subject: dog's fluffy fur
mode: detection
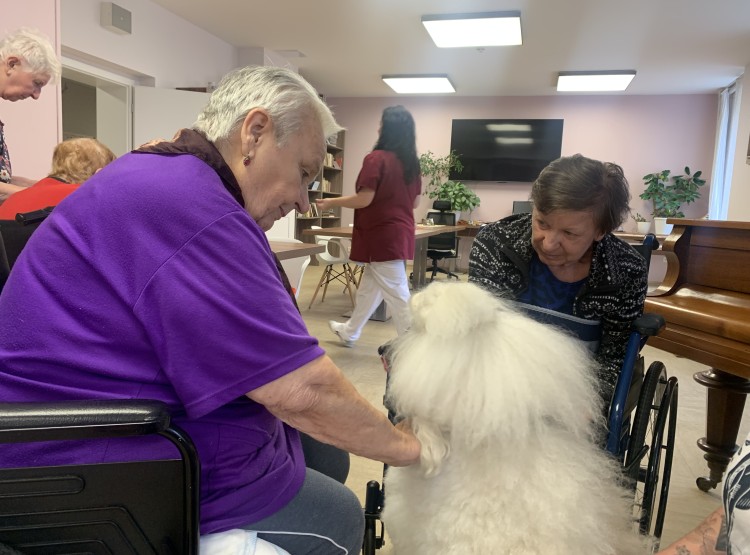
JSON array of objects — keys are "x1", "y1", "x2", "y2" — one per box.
[{"x1": 381, "y1": 281, "x2": 646, "y2": 555}]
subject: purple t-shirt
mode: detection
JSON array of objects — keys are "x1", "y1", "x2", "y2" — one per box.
[{"x1": 0, "y1": 152, "x2": 325, "y2": 533}]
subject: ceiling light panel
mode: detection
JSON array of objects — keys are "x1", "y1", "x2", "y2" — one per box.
[
  {"x1": 382, "y1": 75, "x2": 455, "y2": 94},
  {"x1": 422, "y1": 11, "x2": 522, "y2": 48},
  {"x1": 557, "y1": 71, "x2": 636, "y2": 92}
]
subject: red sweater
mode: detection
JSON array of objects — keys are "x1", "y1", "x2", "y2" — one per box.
[{"x1": 0, "y1": 177, "x2": 78, "y2": 219}]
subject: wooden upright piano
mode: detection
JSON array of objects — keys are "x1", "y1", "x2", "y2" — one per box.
[{"x1": 644, "y1": 219, "x2": 750, "y2": 491}]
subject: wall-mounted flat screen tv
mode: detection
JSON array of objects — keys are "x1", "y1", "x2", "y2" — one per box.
[{"x1": 449, "y1": 119, "x2": 564, "y2": 183}]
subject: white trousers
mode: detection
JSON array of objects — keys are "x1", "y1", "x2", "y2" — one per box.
[{"x1": 341, "y1": 260, "x2": 411, "y2": 341}]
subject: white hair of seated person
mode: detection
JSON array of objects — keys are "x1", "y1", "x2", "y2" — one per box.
[
  {"x1": 193, "y1": 66, "x2": 342, "y2": 147},
  {"x1": 0, "y1": 28, "x2": 61, "y2": 83}
]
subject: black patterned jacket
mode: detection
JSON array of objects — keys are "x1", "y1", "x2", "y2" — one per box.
[{"x1": 468, "y1": 213, "x2": 648, "y2": 400}]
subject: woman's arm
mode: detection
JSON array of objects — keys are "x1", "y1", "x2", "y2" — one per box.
[
  {"x1": 246, "y1": 354, "x2": 420, "y2": 467},
  {"x1": 316, "y1": 189, "x2": 375, "y2": 211},
  {"x1": 657, "y1": 507, "x2": 726, "y2": 554},
  {"x1": 0, "y1": 181, "x2": 25, "y2": 199},
  {"x1": 10, "y1": 176, "x2": 36, "y2": 187}
]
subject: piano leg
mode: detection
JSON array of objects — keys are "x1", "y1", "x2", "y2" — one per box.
[{"x1": 693, "y1": 368, "x2": 750, "y2": 491}]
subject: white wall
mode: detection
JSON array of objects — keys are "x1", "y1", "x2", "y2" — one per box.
[
  {"x1": 60, "y1": 0, "x2": 237, "y2": 88},
  {"x1": 728, "y1": 70, "x2": 750, "y2": 220}
]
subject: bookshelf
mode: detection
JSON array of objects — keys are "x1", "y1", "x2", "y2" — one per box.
[{"x1": 296, "y1": 130, "x2": 345, "y2": 243}]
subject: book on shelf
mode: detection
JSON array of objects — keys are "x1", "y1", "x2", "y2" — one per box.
[{"x1": 309, "y1": 180, "x2": 321, "y2": 191}]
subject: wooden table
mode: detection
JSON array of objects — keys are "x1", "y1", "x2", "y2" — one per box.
[
  {"x1": 302, "y1": 224, "x2": 467, "y2": 290},
  {"x1": 269, "y1": 240, "x2": 324, "y2": 260},
  {"x1": 613, "y1": 232, "x2": 668, "y2": 245},
  {"x1": 457, "y1": 223, "x2": 486, "y2": 238}
]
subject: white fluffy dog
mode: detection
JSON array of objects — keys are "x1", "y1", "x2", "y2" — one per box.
[{"x1": 381, "y1": 281, "x2": 646, "y2": 555}]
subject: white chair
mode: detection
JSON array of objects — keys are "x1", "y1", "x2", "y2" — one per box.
[
  {"x1": 308, "y1": 226, "x2": 358, "y2": 309},
  {"x1": 273, "y1": 238, "x2": 311, "y2": 300},
  {"x1": 342, "y1": 225, "x2": 364, "y2": 287}
]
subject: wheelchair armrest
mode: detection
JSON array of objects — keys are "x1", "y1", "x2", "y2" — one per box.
[
  {"x1": 642, "y1": 233, "x2": 660, "y2": 253},
  {"x1": 0, "y1": 399, "x2": 171, "y2": 444},
  {"x1": 14, "y1": 206, "x2": 54, "y2": 225},
  {"x1": 633, "y1": 313, "x2": 665, "y2": 337}
]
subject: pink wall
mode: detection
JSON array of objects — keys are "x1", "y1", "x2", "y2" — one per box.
[
  {"x1": 2, "y1": 0, "x2": 62, "y2": 181},
  {"x1": 328, "y1": 94, "x2": 717, "y2": 232}
]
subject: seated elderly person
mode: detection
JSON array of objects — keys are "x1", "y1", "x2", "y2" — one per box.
[
  {"x1": 0, "y1": 137, "x2": 115, "y2": 218},
  {"x1": 469, "y1": 154, "x2": 648, "y2": 404},
  {"x1": 0, "y1": 65, "x2": 419, "y2": 555}
]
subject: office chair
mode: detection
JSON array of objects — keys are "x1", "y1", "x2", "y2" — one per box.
[
  {"x1": 307, "y1": 226, "x2": 358, "y2": 309},
  {"x1": 512, "y1": 200, "x2": 533, "y2": 215},
  {"x1": 425, "y1": 201, "x2": 460, "y2": 281}
]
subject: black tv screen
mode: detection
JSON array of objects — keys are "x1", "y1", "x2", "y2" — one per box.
[{"x1": 449, "y1": 119, "x2": 564, "y2": 183}]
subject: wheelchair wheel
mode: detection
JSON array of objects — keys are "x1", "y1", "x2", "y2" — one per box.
[
  {"x1": 640, "y1": 375, "x2": 678, "y2": 545},
  {"x1": 624, "y1": 362, "x2": 666, "y2": 479},
  {"x1": 624, "y1": 361, "x2": 678, "y2": 545}
]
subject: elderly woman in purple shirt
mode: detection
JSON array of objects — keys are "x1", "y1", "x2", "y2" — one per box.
[{"x1": 0, "y1": 66, "x2": 419, "y2": 554}]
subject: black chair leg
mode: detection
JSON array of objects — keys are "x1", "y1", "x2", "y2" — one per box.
[
  {"x1": 431, "y1": 266, "x2": 459, "y2": 280},
  {"x1": 429, "y1": 261, "x2": 439, "y2": 282}
]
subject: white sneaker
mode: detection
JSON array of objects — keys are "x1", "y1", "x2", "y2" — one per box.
[{"x1": 328, "y1": 320, "x2": 354, "y2": 348}]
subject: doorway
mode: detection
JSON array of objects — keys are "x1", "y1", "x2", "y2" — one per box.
[{"x1": 61, "y1": 66, "x2": 131, "y2": 156}]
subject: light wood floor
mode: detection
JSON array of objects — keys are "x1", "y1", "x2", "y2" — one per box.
[{"x1": 296, "y1": 263, "x2": 750, "y2": 553}]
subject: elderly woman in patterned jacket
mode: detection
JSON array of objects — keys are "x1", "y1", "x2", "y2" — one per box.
[{"x1": 469, "y1": 154, "x2": 647, "y2": 404}]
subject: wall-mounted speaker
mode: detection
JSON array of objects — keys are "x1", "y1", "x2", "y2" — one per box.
[{"x1": 100, "y1": 2, "x2": 132, "y2": 35}]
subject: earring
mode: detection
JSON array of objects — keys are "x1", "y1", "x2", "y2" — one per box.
[{"x1": 242, "y1": 154, "x2": 251, "y2": 167}]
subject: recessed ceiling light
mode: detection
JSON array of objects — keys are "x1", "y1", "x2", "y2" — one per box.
[
  {"x1": 422, "y1": 11, "x2": 522, "y2": 48},
  {"x1": 382, "y1": 75, "x2": 456, "y2": 94},
  {"x1": 557, "y1": 70, "x2": 637, "y2": 92}
]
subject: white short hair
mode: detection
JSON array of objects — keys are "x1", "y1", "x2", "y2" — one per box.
[
  {"x1": 0, "y1": 28, "x2": 61, "y2": 82},
  {"x1": 193, "y1": 65, "x2": 343, "y2": 146}
]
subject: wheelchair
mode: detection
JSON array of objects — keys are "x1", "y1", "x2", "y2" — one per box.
[
  {"x1": 362, "y1": 234, "x2": 679, "y2": 555},
  {"x1": 0, "y1": 400, "x2": 200, "y2": 554}
]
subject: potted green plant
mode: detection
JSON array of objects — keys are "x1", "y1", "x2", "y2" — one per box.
[
  {"x1": 419, "y1": 150, "x2": 480, "y2": 220},
  {"x1": 630, "y1": 212, "x2": 651, "y2": 234},
  {"x1": 640, "y1": 167, "x2": 706, "y2": 234}
]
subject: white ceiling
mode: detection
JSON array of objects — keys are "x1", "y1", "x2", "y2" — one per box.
[{"x1": 151, "y1": 0, "x2": 750, "y2": 98}]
